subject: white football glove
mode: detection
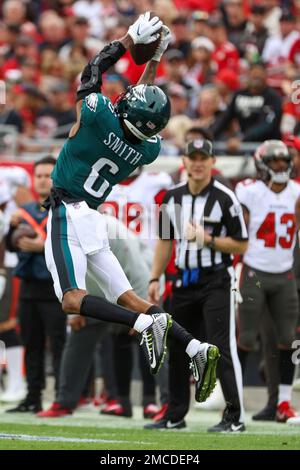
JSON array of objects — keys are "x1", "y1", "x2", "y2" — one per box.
[
  {"x1": 0, "y1": 272, "x2": 6, "y2": 300},
  {"x1": 152, "y1": 25, "x2": 172, "y2": 62},
  {"x1": 128, "y1": 11, "x2": 163, "y2": 45}
]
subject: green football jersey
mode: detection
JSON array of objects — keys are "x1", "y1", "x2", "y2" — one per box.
[{"x1": 52, "y1": 92, "x2": 161, "y2": 209}]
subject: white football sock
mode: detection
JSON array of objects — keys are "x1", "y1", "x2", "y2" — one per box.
[
  {"x1": 5, "y1": 346, "x2": 24, "y2": 392},
  {"x1": 186, "y1": 339, "x2": 201, "y2": 358},
  {"x1": 133, "y1": 314, "x2": 153, "y2": 333},
  {"x1": 278, "y1": 384, "x2": 292, "y2": 404}
]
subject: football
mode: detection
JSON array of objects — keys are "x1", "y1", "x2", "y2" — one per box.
[
  {"x1": 130, "y1": 12, "x2": 162, "y2": 65},
  {"x1": 11, "y1": 223, "x2": 37, "y2": 248}
]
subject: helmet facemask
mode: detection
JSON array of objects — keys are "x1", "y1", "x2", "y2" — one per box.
[{"x1": 254, "y1": 140, "x2": 293, "y2": 184}]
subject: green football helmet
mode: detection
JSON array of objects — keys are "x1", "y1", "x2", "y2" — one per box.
[{"x1": 115, "y1": 84, "x2": 171, "y2": 140}]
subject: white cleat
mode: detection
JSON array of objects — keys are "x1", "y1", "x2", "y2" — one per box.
[{"x1": 287, "y1": 415, "x2": 300, "y2": 425}]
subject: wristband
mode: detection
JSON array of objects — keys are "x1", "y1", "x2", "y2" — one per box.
[{"x1": 149, "y1": 278, "x2": 159, "y2": 285}]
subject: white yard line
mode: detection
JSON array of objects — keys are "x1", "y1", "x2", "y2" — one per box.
[{"x1": 0, "y1": 433, "x2": 151, "y2": 444}]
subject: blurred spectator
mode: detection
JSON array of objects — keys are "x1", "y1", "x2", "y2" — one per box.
[
  {"x1": 222, "y1": 0, "x2": 248, "y2": 54},
  {"x1": 168, "y1": 83, "x2": 189, "y2": 117},
  {"x1": 170, "y1": 15, "x2": 191, "y2": 56},
  {"x1": 0, "y1": 88, "x2": 23, "y2": 133},
  {"x1": 163, "y1": 114, "x2": 193, "y2": 150},
  {"x1": 194, "y1": 85, "x2": 223, "y2": 133},
  {"x1": 188, "y1": 36, "x2": 216, "y2": 85},
  {"x1": 59, "y1": 16, "x2": 103, "y2": 62},
  {"x1": 20, "y1": 21, "x2": 42, "y2": 44},
  {"x1": 40, "y1": 49, "x2": 65, "y2": 80},
  {"x1": 262, "y1": 9, "x2": 300, "y2": 67},
  {"x1": 263, "y1": 0, "x2": 281, "y2": 36},
  {"x1": 280, "y1": 66, "x2": 300, "y2": 138},
  {"x1": 157, "y1": 48, "x2": 200, "y2": 102},
  {"x1": 214, "y1": 68, "x2": 240, "y2": 105},
  {"x1": 190, "y1": 10, "x2": 209, "y2": 38},
  {"x1": 206, "y1": 16, "x2": 240, "y2": 73},
  {"x1": 2, "y1": 0, "x2": 27, "y2": 27},
  {"x1": 64, "y1": 44, "x2": 89, "y2": 83},
  {"x1": 39, "y1": 11, "x2": 68, "y2": 52},
  {"x1": 13, "y1": 84, "x2": 47, "y2": 138},
  {"x1": 241, "y1": 5, "x2": 269, "y2": 58},
  {"x1": 102, "y1": 73, "x2": 127, "y2": 103},
  {"x1": 20, "y1": 57, "x2": 40, "y2": 87},
  {"x1": 173, "y1": 0, "x2": 217, "y2": 14},
  {"x1": 35, "y1": 81, "x2": 76, "y2": 139},
  {"x1": 1, "y1": 23, "x2": 20, "y2": 60},
  {"x1": 213, "y1": 62, "x2": 282, "y2": 151},
  {"x1": 73, "y1": 0, "x2": 116, "y2": 39},
  {"x1": 3, "y1": 35, "x2": 38, "y2": 81}
]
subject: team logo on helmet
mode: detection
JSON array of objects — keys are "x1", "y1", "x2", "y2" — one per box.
[{"x1": 132, "y1": 85, "x2": 147, "y2": 103}]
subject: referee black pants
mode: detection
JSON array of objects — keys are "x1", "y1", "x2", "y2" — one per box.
[{"x1": 165, "y1": 267, "x2": 244, "y2": 423}]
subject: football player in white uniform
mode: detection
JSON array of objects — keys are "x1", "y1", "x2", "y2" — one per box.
[
  {"x1": 0, "y1": 170, "x2": 31, "y2": 403},
  {"x1": 236, "y1": 140, "x2": 300, "y2": 422},
  {"x1": 102, "y1": 168, "x2": 173, "y2": 245}
]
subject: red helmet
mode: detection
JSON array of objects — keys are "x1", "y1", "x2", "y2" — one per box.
[{"x1": 254, "y1": 140, "x2": 292, "y2": 183}]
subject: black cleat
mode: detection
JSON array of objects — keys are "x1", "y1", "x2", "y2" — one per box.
[
  {"x1": 6, "y1": 399, "x2": 42, "y2": 414},
  {"x1": 144, "y1": 418, "x2": 186, "y2": 430},
  {"x1": 252, "y1": 404, "x2": 276, "y2": 421},
  {"x1": 207, "y1": 419, "x2": 246, "y2": 433}
]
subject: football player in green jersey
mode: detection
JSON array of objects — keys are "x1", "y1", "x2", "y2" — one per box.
[{"x1": 45, "y1": 12, "x2": 219, "y2": 403}]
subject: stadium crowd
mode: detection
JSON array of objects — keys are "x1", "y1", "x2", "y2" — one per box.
[
  {"x1": 0, "y1": 0, "x2": 300, "y2": 431},
  {"x1": 0, "y1": 0, "x2": 299, "y2": 150}
]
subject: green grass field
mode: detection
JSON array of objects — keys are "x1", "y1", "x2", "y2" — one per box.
[{"x1": 0, "y1": 405, "x2": 299, "y2": 450}]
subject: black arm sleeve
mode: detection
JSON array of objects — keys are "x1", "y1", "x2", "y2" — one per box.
[
  {"x1": 242, "y1": 92, "x2": 282, "y2": 141},
  {"x1": 77, "y1": 40, "x2": 126, "y2": 101}
]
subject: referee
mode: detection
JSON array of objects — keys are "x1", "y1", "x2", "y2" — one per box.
[{"x1": 147, "y1": 139, "x2": 248, "y2": 432}]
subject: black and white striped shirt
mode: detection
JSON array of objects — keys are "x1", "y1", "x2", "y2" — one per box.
[{"x1": 159, "y1": 178, "x2": 248, "y2": 270}]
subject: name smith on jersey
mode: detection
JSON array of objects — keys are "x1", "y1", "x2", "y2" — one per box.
[{"x1": 104, "y1": 132, "x2": 143, "y2": 166}]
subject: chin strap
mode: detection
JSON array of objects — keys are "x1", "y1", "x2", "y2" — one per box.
[{"x1": 76, "y1": 41, "x2": 126, "y2": 102}]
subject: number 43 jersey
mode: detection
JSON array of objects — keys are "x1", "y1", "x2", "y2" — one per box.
[
  {"x1": 235, "y1": 179, "x2": 300, "y2": 273},
  {"x1": 51, "y1": 93, "x2": 161, "y2": 209}
]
